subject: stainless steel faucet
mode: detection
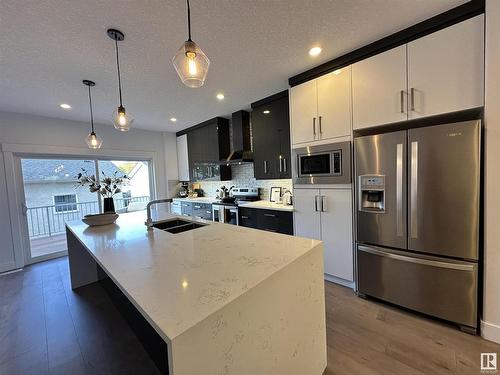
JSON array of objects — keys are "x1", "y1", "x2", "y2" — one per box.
[{"x1": 145, "y1": 198, "x2": 173, "y2": 229}]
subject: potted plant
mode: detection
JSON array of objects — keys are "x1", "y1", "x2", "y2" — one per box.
[{"x1": 76, "y1": 169, "x2": 129, "y2": 213}]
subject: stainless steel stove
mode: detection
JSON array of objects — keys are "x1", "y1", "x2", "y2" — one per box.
[{"x1": 212, "y1": 188, "x2": 259, "y2": 225}]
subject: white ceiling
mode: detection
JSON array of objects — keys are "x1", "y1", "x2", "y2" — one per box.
[{"x1": 0, "y1": 0, "x2": 468, "y2": 132}]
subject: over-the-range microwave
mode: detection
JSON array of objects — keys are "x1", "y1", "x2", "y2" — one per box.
[{"x1": 292, "y1": 141, "x2": 351, "y2": 185}]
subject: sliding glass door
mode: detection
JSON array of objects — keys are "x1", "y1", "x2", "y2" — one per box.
[
  {"x1": 18, "y1": 157, "x2": 153, "y2": 264},
  {"x1": 97, "y1": 160, "x2": 151, "y2": 212}
]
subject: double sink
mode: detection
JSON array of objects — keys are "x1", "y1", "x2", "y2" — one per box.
[{"x1": 152, "y1": 218, "x2": 208, "y2": 234}]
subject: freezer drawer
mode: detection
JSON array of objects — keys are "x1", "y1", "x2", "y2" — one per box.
[{"x1": 357, "y1": 245, "x2": 478, "y2": 328}]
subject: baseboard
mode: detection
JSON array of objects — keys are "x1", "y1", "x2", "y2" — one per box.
[
  {"x1": 481, "y1": 320, "x2": 500, "y2": 344},
  {"x1": 0, "y1": 261, "x2": 17, "y2": 274},
  {"x1": 324, "y1": 274, "x2": 355, "y2": 289}
]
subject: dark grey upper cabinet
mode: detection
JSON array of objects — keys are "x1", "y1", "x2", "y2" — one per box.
[
  {"x1": 251, "y1": 91, "x2": 291, "y2": 180},
  {"x1": 177, "y1": 117, "x2": 232, "y2": 181}
]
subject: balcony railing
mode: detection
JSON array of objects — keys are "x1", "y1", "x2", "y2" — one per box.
[{"x1": 26, "y1": 196, "x2": 150, "y2": 238}]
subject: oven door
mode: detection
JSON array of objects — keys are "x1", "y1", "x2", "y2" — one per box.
[
  {"x1": 212, "y1": 205, "x2": 224, "y2": 222},
  {"x1": 223, "y1": 206, "x2": 239, "y2": 225}
]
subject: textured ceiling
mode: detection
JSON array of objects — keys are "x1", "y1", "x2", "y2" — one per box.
[{"x1": 0, "y1": 0, "x2": 468, "y2": 132}]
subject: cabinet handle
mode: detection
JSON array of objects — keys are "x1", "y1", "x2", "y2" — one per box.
[
  {"x1": 283, "y1": 158, "x2": 287, "y2": 173},
  {"x1": 241, "y1": 215, "x2": 249, "y2": 219},
  {"x1": 264, "y1": 213, "x2": 276, "y2": 217},
  {"x1": 314, "y1": 195, "x2": 319, "y2": 212},
  {"x1": 410, "y1": 87, "x2": 415, "y2": 111},
  {"x1": 312, "y1": 117, "x2": 316, "y2": 135},
  {"x1": 194, "y1": 205, "x2": 201, "y2": 208},
  {"x1": 400, "y1": 90, "x2": 405, "y2": 113},
  {"x1": 264, "y1": 160, "x2": 268, "y2": 174},
  {"x1": 206, "y1": 210, "x2": 211, "y2": 214},
  {"x1": 279, "y1": 157, "x2": 282, "y2": 173},
  {"x1": 321, "y1": 196, "x2": 327, "y2": 212},
  {"x1": 319, "y1": 116, "x2": 322, "y2": 135}
]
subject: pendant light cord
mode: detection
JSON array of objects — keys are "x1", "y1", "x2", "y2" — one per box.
[
  {"x1": 114, "y1": 37, "x2": 124, "y2": 107},
  {"x1": 87, "y1": 85, "x2": 95, "y2": 133},
  {"x1": 187, "y1": 0, "x2": 192, "y2": 41}
]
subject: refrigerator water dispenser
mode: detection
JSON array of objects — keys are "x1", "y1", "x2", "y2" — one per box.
[{"x1": 359, "y1": 175, "x2": 385, "y2": 212}]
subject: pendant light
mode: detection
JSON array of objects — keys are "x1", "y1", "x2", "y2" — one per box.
[
  {"x1": 107, "y1": 28, "x2": 134, "y2": 131},
  {"x1": 172, "y1": 0, "x2": 210, "y2": 88},
  {"x1": 83, "y1": 80, "x2": 103, "y2": 149}
]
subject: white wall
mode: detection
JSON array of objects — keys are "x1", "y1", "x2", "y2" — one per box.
[
  {"x1": 0, "y1": 110, "x2": 175, "y2": 272},
  {"x1": 483, "y1": 0, "x2": 500, "y2": 344},
  {"x1": 0, "y1": 152, "x2": 16, "y2": 272}
]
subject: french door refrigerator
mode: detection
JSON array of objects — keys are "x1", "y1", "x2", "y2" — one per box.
[{"x1": 355, "y1": 120, "x2": 480, "y2": 332}]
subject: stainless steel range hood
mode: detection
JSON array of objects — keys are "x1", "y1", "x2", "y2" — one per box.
[{"x1": 220, "y1": 110, "x2": 253, "y2": 165}]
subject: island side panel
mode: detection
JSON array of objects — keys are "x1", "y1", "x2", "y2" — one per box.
[
  {"x1": 66, "y1": 227, "x2": 103, "y2": 290},
  {"x1": 169, "y1": 244, "x2": 327, "y2": 375}
]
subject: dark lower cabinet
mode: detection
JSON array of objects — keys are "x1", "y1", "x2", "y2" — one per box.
[
  {"x1": 239, "y1": 208, "x2": 293, "y2": 235},
  {"x1": 239, "y1": 207, "x2": 258, "y2": 229},
  {"x1": 181, "y1": 202, "x2": 193, "y2": 216},
  {"x1": 192, "y1": 203, "x2": 213, "y2": 220}
]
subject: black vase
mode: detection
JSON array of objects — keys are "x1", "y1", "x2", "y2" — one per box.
[{"x1": 103, "y1": 197, "x2": 115, "y2": 213}]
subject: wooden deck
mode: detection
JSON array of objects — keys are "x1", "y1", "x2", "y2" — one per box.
[{"x1": 30, "y1": 233, "x2": 67, "y2": 258}]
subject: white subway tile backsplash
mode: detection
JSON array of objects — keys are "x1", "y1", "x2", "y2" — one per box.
[{"x1": 194, "y1": 164, "x2": 292, "y2": 200}]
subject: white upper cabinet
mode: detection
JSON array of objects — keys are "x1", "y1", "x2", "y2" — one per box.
[
  {"x1": 290, "y1": 80, "x2": 318, "y2": 145},
  {"x1": 352, "y1": 46, "x2": 408, "y2": 130},
  {"x1": 407, "y1": 15, "x2": 484, "y2": 119},
  {"x1": 290, "y1": 67, "x2": 351, "y2": 145},
  {"x1": 176, "y1": 134, "x2": 190, "y2": 182},
  {"x1": 317, "y1": 67, "x2": 351, "y2": 141}
]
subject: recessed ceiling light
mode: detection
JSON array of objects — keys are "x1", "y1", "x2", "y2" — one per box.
[
  {"x1": 263, "y1": 110, "x2": 270, "y2": 114},
  {"x1": 309, "y1": 46, "x2": 322, "y2": 56},
  {"x1": 60, "y1": 103, "x2": 71, "y2": 109},
  {"x1": 216, "y1": 93, "x2": 225, "y2": 100},
  {"x1": 170, "y1": 117, "x2": 177, "y2": 122}
]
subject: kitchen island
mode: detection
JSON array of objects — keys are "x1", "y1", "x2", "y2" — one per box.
[{"x1": 65, "y1": 211, "x2": 326, "y2": 375}]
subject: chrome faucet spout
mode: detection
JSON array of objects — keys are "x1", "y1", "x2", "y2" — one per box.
[{"x1": 146, "y1": 198, "x2": 173, "y2": 229}]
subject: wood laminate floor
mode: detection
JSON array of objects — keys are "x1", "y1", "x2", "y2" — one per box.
[{"x1": 1, "y1": 257, "x2": 499, "y2": 374}]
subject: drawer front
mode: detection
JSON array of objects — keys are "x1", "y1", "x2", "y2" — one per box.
[
  {"x1": 193, "y1": 203, "x2": 212, "y2": 220},
  {"x1": 181, "y1": 202, "x2": 193, "y2": 216},
  {"x1": 357, "y1": 245, "x2": 478, "y2": 328},
  {"x1": 239, "y1": 207, "x2": 258, "y2": 228},
  {"x1": 257, "y1": 210, "x2": 293, "y2": 235}
]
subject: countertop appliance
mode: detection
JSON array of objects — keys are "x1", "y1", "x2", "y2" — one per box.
[
  {"x1": 354, "y1": 120, "x2": 481, "y2": 333},
  {"x1": 212, "y1": 187, "x2": 260, "y2": 225},
  {"x1": 292, "y1": 141, "x2": 351, "y2": 185}
]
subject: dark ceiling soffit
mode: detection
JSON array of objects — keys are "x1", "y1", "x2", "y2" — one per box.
[
  {"x1": 288, "y1": 0, "x2": 485, "y2": 87},
  {"x1": 176, "y1": 117, "x2": 229, "y2": 137},
  {"x1": 251, "y1": 90, "x2": 288, "y2": 108}
]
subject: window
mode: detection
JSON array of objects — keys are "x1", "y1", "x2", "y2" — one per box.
[{"x1": 53, "y1": 194, "x2": 78, "y2": 213}]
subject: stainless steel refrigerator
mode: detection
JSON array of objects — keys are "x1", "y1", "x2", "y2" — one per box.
[{"x1": 354, "y1": 120, "x2": 481, "y2": 332}]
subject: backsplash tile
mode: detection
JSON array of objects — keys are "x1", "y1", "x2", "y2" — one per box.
[{"x1": 192, "y1": 164, "x2": 292, "y2": 200}]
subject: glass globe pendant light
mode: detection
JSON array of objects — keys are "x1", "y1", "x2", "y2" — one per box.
[
  {"x1": 107, "y1": 29, "x2": 134, "y2": 131},
  {"x1": 172, "y1": 0, "x2": 210, "y2": 88},
  {"x1": 83, "y1": 80, "x2": 103, "y2": 149}
]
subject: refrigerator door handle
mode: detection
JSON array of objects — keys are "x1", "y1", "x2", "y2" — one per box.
[
  {"x1": 410, "y1": 141, "x2": 418, "y2": 239},
  {"x1": 357, "y1": 245, "x2": 475, "y2": 272},
  {"x1": 396, "y1": 143, "x2": 403, "y2": 237}
]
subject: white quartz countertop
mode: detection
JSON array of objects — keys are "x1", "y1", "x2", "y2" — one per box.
[
  {"x1": 66, "y1": 211, "x2": 320, "y2": 342},
  {"x1": 172, "y1": 197, "x2": 214, "y2": 204},
  {"x1": 172, "y1": 197, "x2": 294, "y2": 211},
  {"x1": 238, "y1": 200, "x2": 294, "y2": 212}
]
